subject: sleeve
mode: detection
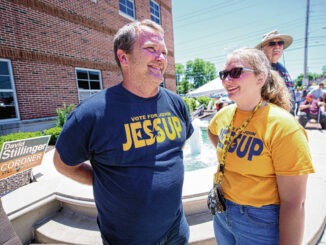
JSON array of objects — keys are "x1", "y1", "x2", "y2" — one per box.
[
  {"x1": 271, "y1": 127, "x2": 315, "y2": 176},
  {"x1": 55, "y1": 112, "x2": 92, "y2": 166},
  {"x1": 182, "y1": 100, "x2": 194, "y2": 140},
  {"x1": 208, "y1": 112, "x2": 219, "y2": 135}
]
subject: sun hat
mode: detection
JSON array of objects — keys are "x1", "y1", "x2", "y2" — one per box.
[{"x1": 255, "y1": 30, "x2": 293, "y2": 50}]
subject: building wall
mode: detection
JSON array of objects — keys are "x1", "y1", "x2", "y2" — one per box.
[{"x1": 0, "y1": 0, "x2": 175, "y2": 133}]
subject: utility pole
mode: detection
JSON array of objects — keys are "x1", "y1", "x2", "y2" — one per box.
[{"x1": 303, "y1": 0, "x2": 310, "y2": 86}]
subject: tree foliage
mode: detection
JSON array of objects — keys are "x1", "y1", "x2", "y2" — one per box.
[{"x1": 175, "y1": 58, "x2": 216, "y2": 94}]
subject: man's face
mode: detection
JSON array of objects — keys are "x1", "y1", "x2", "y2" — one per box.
[
  {"x1": 125, "y1": 26, "x2": 168, "y2": 86},
  {"x1": 319, "y1": 84, "x2": 325, "y2": 90},
  {"x1": 261, "y1": 38, "x2": 284, "y2": 63}
]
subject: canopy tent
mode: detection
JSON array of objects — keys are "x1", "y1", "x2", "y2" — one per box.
[{"x1": 187, "y1": 77, "x2": 226, "y2": 98}]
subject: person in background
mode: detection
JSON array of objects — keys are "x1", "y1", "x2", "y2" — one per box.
[
  {"x1": 256, "y1": 30, "x2": 296, "y2": 115},
  {"x1": 323, "y1": 91, "x2": 326, "y2": 112},
  {"x1": 308, "y1": 83, "x2": 325, "y2": 100},
  {"x1": 298, "y1": 94, "x2": 326, "y2": 129},
  {"x1": 208, "y1": 48, "x2": 314, "y2": 244},
  {"x1": 53, "y1": 19, "x2": 193, "y2": 245},
  {"x1": 301, "y1": 86, "x2": 308, "y2": 101},
  {"x1": 294, "y1": 86, "x2": 303, "y2": 116}
]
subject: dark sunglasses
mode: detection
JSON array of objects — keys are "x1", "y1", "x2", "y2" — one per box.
[
  {"x1": 219, "y1": 67, "x2": 254, "y2": 80},
  {"x1": 268, "y1": 41, "x2": 284, "y2": 47}
]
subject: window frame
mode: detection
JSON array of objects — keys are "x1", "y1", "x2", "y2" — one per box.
[
  {"x1": 119, "y1": 0, "x2": 136, "y2": 21},
  {"x1": 150, "y1": 0, "x2": 161, "y2": 24},
  {"x1": 75, "y1": 68, "x2": 102, "y2": 103},
  {"x1": 0, "y1": 59, "x2": 20, "y2": 122}
]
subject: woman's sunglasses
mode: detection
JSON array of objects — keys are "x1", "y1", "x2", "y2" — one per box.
[
  {"x1": 219, "y1": 67, "x2": 254, "y2": 80},
  {"x1": 268, "y1": 41, "x2": 284, "y2": 47}
]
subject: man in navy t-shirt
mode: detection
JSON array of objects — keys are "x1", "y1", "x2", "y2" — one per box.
[{"x1": 53, "y1": 19, "x2": 193, "y2": 244}]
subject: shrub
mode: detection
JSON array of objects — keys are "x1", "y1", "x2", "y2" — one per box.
[
  {"x1": 183, "y1": 97, "x2": 197, "y2": 113},
  {"x1": 43, "y1": 127, "x2": 62, "y2": 145},
  {"x1": 196, "y1": 96, "x2": 215, "y2": 109},
  {"x1": 56, "y1": 103, "x2": 75, "y2": 127},
  {"x1": 0, "y1": 131, "x2": 43, "y2": 151}
]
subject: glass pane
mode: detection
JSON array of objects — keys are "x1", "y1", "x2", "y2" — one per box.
[
  {"x1": 76, "y1": 70, "x2": 88, "y2": 80},
  {"x1": 127, "y1": 8, "x2": 134, "y2": 17},
  {"x1": 127, "y1": 1, "x2": 133, "y2": 9},
  {"x1": 78, "y1": 80, "x2": 89, "y2": 89},
  {"x1": 0, "y1": 62, "x2": 9, "y2": 76},
  {"x1": 90, "y1": 82, "x2": 100, "y2": 90},
  {"x1": 0, "y1": 76, "x2": 12, "y2": 89},
  {"x1": 0, "y1": 92, "x2": 16, "y2": 119},
  {"x1": 120, "y1": 3, "x2": 126, "y2": 12},
  {"x1": 120, "y1": 0, "x2": 126, "y2": 5},
  {"x1": 79, "y1": 91, "x2": 91, "y2": 101},
  {"x1": 0, "y1": 92, "x2": 14, "y2": 105},
  {"x1": 89, "y1": 71, "x2": 99, "y2": 80}
]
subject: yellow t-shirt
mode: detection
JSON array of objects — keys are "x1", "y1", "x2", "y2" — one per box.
[{"x1": 208, "y1": 103, "x2": 315, "y2": 207}]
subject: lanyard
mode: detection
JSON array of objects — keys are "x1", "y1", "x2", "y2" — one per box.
[{"x1": 214, "y1": 99, "x2": 263, "y2": 185}]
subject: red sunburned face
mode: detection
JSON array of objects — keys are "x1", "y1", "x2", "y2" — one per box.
[{"x1": 262, "y1": 38, "x2": 283, "y2": 63}]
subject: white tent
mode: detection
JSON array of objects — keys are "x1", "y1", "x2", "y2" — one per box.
[{"x1": 187, "y1": 77, "x2": 226, "y2": 97}]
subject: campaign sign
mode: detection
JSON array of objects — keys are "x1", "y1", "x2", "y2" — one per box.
[{"x1": 0, "y1": 135, "x2": 51, "y2": 180}]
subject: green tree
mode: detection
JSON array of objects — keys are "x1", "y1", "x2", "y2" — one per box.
[
  {"x1": 177, "y1": 80, "x2": 193, "y2": 95},
  {"x1": 175, "y1": 63, "x2": 185, "y2": 84},
  {"x1": 295, "y1": 72, "x2": 321, "y2": 87},
  {"x1": 322, "y1": 65, "x2": 326, "y2": 75},
  {"x1": 185, "y1": 58, "x2": 216, "y2": 89}
]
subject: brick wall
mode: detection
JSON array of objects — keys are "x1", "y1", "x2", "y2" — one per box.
[{"x1": 0, "y1": 0, "x2": 176, "y2": 122}]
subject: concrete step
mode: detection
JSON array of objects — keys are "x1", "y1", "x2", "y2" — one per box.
[
  {"x1": 34, "y1": 208, "x2": 102, "y2": 244},
  {"x1": 33, "y1": 207, "x2": 215, "y2": 244},
  {"x1": 188, "y1": 211, "x2": 216, "y2": 245},
  {"x1": 33, "y1": 189, "x2": 215, "y2": 244}
]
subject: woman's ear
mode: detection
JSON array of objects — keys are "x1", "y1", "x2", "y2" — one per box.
[
  {"x1": 257, "y1": 73, "x2": 266, "y2": 86},
  {"x1": 117, "y1": 49, "x2": 128, "y2": 66}
]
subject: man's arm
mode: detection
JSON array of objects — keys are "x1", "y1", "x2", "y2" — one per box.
[
  {"x1": 53, "y1": 149, "x2": 93, "y2": 185},
  {"x1": 299, "y1": 102, "x2": 310, "y2": 111}
]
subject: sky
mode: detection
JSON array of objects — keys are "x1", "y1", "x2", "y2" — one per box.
[{"x1": 171, "y1": 0, "x2": 326, "y2": 80}]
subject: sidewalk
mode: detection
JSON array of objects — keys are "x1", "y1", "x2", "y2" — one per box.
[
  {"x1": 305, "y1": 129, "x2": 326, "y2": 244},
  {"x1": 1, "y1": 128, "x2": 326, "y2": 244}
]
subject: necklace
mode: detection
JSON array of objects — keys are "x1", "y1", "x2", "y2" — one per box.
[{"x1": 214, "y1": 99, "x2": 263, "y2": 185}]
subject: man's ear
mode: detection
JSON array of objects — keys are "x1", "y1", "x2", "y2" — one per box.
[{"x1": 117, "y1": 49, "x2": 128, "y2": 65}]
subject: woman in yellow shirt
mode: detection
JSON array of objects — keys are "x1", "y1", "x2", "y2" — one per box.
[{"x1": 208, "y1": 48, "x2": 314, "y2": 245}]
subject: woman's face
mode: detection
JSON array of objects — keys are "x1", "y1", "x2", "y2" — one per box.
[{"x1": 221, "y1": 59, "x2": 263, "y2": 110}]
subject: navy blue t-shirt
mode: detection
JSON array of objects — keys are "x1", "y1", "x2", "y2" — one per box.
[
  {"x1": 272, "y1": 62, "x2": 296, "y2": 114},
  {"x1": 56, "y1": 84, "x2": 194, "y2": 244}
]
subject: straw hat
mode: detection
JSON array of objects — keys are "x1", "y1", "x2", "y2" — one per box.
[{"x1": 255, "y1": 30, "x2": 293, "y2": 50}]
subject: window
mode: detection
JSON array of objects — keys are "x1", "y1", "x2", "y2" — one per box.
[
  {"x1": 150, "y1": 0, "x2": 160, "y2": 24},
  {"x1": 0, "y1": 59, "x2": 19, "y2": 121},
  {"x1": 75, "y1": 68, "x2": 102, "y2": 102},
  {"x1": 119, "y1": 0, "x2": 135, "y2": 20}
]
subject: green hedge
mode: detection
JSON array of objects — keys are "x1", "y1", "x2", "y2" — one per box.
[
  {"x1": 43, "y1": 126, "x2": 62, "y2": 145},
  {"x1": 0, "y1": 127, "x2": 62, "y2": 150}
]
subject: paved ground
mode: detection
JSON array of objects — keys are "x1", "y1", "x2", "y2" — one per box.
[{"x1": 2, "y1": 118, "x2": 326, "y2": 244}]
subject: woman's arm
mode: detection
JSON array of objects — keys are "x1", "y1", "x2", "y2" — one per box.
[
  {"x1": 207, "y1": 128, "x2": 219, "y2": 148},
  {"x1": 276, "y1": 174, "x2": 308, "y2": 245}
]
